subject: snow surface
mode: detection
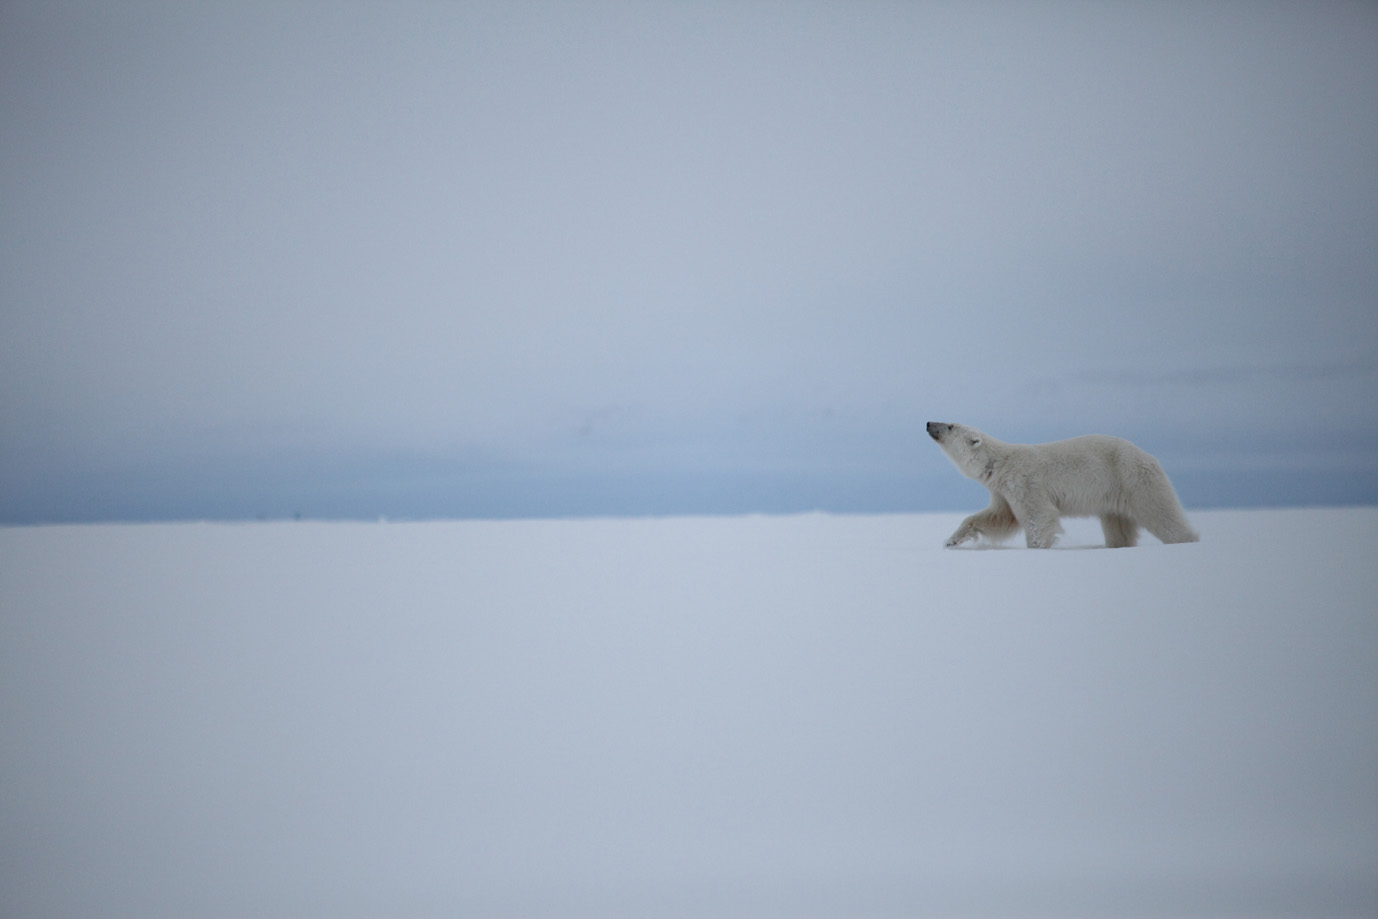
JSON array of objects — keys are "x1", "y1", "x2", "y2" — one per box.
[{"x1": 2, "y1": 508, "x2": 1376, "y2": 919}]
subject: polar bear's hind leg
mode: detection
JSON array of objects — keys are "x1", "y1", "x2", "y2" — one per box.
[{"x1": 1100, "y1": 513, "x2": 1139, "y2": 548}]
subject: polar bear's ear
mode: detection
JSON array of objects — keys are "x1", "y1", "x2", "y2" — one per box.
[{"x1": 967, "y1": 435, "x2": 981, "y2": 448}]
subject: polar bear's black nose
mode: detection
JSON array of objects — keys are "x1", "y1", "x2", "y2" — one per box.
[{"x1": 926, "y1": 421, "x2": 950, "y2": 441}]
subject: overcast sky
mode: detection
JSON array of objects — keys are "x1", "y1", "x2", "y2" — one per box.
[{"x1": 3, "y1": 1, "x2": 1376, "y2": 522}]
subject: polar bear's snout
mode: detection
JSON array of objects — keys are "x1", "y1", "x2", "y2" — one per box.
[{"x1": 926, "y1": 421, "x2": 952, "y2": 441}]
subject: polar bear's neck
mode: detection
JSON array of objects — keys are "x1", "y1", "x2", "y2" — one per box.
[{"x1": 977, "y1": 437, "x2": 1014, "y2": 484}]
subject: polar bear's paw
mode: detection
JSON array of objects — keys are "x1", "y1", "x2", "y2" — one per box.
[{"x1": 944, "y1": 528, "x2": 977, "y2": 548}]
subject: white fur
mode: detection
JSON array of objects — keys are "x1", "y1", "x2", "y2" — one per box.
[{"x1": 926, "y1": 422, "x2": 1199, "y2": 549}]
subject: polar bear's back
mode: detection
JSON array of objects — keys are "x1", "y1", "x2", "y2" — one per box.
[
  {"x1": 1012, "y1": 434, "x2": 1171, "y2": 516},
  {"x1": 1016, "y1": 433, "x2": 1153, "y2": 469}
]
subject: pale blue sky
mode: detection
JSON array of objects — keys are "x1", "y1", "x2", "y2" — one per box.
[{"x1": 3, "y1": 0, "x2": 1376, "y2": 522}]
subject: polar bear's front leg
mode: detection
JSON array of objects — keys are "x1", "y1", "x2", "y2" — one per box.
[
  {"x1": 1018, "y1": 507, "x2": 1063, "y2": 549},
  {"x1": 944, "y1": 494, "x2": 1020, "y2": 547},
  {"x1": 945, "y1": 515, "x2": 981, "y2": 547}
]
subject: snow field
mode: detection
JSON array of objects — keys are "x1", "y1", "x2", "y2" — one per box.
[{"x1": 1, "y1": 508, "x2": 1376, "y2": 918}]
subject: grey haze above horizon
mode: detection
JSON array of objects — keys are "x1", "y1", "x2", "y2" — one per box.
[{"x1": 3, "y1": 1, "x2": 1376, "y2": 523}]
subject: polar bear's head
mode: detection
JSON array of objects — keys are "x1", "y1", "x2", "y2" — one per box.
[{"x1": 926, "y1": 421, "x2": 992, "y2": 481}]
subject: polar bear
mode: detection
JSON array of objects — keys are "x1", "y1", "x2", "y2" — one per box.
[{"x1": 927, "y1": 421, "x2": 1198, "y2": 549}]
